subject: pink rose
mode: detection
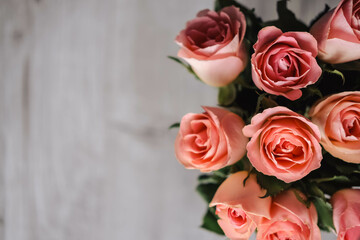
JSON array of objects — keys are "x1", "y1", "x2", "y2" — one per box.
[
  {"x1": 210, "y1": 171, "x2": 271, "y2": 240},
  {"x1": 309, "y1": 91, "x2": 360, "y2": 163},
  {"x1": 310, "y1": 0, "x2": 360, "y2": 64},
  {"x1": 251, "y1": 26, "x2": 322, "y2": 100},
  {"x1": 243, "y1": 106, "x2": 322, "y2": 183},
  {"x1": 175, "y1": 6, "x2": 248, "y2": 87},
  {"x1": 174, "y1": 106, "x2": 248, "y2": 172},
  {"x1": 332, "y1": 189, "x2": 360, "y2": 240},
  {"x1": 257, "y1": 190, "x2": 321, "y2": 240}
]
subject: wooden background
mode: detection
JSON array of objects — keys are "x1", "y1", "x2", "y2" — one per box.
[{"x1": 0, "y1": 0, "x2": 340, "y2": 239}]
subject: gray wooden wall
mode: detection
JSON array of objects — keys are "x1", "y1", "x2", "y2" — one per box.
[{"x1": 0, "y1": 0, "x2": 340, "y2": 239}]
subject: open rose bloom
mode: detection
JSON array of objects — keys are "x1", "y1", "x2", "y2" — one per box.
[
  {"x1": 175, "y1": 106, "x2": 248, "y2": 172},
  {"x1": 243, "y1": 106, "x2": 322, "y2": 183},
  {"x1": 251, "y1": 26, "x2": 321, "y2": 100},
  {"x1": 309, "y1": 91, "x2": 360, "y2": 163},
  {"x1": 310, "y1": 0, "x2": 360, "y2": 64},
  {"x1": 332, "y1": 189, "x2": 360, "y2": 240},
  {"x1": 210, "y1": 171, "x2": 271, "y2": 240},
  {"x1": 176, "y1": 6, "x2": 248, "y2": 87}
]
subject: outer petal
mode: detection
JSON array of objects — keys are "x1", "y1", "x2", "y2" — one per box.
[
  {"x1": 310, "y1": 9, "x2": 335, "y2": 51},
  {"x1": 257, "y1": 190, "x2": 321, "y2": 240},
  {"x1": 210, "y1": 171, "x2": 271, "y2": 220},
  {"x1": 183, "y1": 55, "x2": 246, "y2": 87},
  {"x1": 332, "y1": 189, "x2": 360, "y2": 240},
  {"x1": 253, "y1": 26, "x2": 283, "y2": 53},
  {"x1": 283, "y1": 31, "x2": 319, "y2": 57},
  {"x1": 243, "y1": 106, "x2": 319, "y2": 138},
  {"x1": 317, "y1": 38, "x2": 360, "y2": 64}
]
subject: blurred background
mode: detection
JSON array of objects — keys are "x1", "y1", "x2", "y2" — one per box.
[{"x1": 0, "y1": 0, "x2": 340, "y2": 239}]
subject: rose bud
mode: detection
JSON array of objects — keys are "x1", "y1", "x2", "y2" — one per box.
[
  {"x1": 309, "y1": 91, "x2": 360, "y2": 164},
  {"x1": 332, "y1": 189, "x2": 360, "y2": 240},
  {"x1": 257, "y1": 190, "x2": 321, "y2": 240},
  {"x1": 251, "y1": 26, "x2": 322, "y2": 100},
  {"x1": 243, "y1": 106, "x2": 322, "y2": 183},
  {"x1": 210, "y1": 171, "x2": 271, "y2": 240},
  {"x1": 175, "y1": 106, "x2": 248, "y2": 172},
  {"x1": 175, "y1": 6, "x2": 248, "y2": 87},
  {"x1": 310, "y1": 0, "x2": 360, "y2": 64}
]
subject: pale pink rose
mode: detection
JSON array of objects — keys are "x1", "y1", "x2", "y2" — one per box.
[
  {"x1": 309, "y1": 91, "x2": 360, "y2": 163},
  {"x1": 210, "y1": 171, "x2": 272, "y2": 240},
  {"x1": 251, "y1": 26, "x2": 322, "y2": 101},
  {"x1": 174, "y1": 106, "x2": 248, "y2": 172},
  {"x1": 332, "y1": 189, "x2": 360, "y2": 240},
  {"x1": 175, "y1": 6, "x2": 247, "y2": 87},
  {"x1": 310, "y1": 0, "x2": 360, "y2": 64},
  {"x1": 257, "y1": 190, "x2": 321, "y2": 240},
  {"x1": 242, "y1": 106, "x2": 322, "y2": 183}
]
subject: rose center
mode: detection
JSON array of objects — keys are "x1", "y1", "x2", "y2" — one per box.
[
  {"x1": 278, "y1": 55, "x2": 291, "y2": 73},
  {"x1": 273, "y1": 139, "x2": 303, "y2": 158},
  {"x1": 187, "y1": 18, "x2": 229, "y2": 48},
  {"x1": 343, "y1": 115, "x2": 360, "y2": 137},
  {"x1": 269, "y1": 231, "x2": 297, "y2": 240},
  {"x1": 228, "y1": 208, "x2": 247, "y2": 228}
]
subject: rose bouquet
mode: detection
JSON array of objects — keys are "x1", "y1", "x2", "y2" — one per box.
[{"x1": 169, "y1": 0, "x2": 360, "y2": 239}]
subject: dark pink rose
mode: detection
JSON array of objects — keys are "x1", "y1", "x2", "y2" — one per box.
[
  {"x1": 251, "y1": 26, "x2": 322, "y2": 100},
  {"x1": 175, "y1": 106, "x2": 248, "y2": 172},
  {"x1": 243, "y1": 106, "x2": 322, "y2": 183},
  {"x1": 310, "y1": 0, "x2": 360, "y2": 64},
  {"x1": 176, "y1": 6, "x2": 248, "y2": 87}
]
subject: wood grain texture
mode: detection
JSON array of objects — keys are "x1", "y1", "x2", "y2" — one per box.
[{"x1": 0, "y1": 0, "x2": 340, "y2": 239}]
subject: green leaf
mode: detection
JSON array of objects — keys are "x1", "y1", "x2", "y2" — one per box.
[
  {"x1": 218, "y1": 84, "x2": 237, "y2": 106},
  {"x1": 200, "y1": 208, "x2": 224, "y2": 235},
  {"x1": 305, "y1": 86, "x2": 323, "y2": 99},
  {"x1": 311, "y1": 175, "x2": 350, "y2": 184},
  {"x1": 168, "y1": 56, "x2": 201, "y2": 81},
  {"x1": 324, "y1": 68, "x2": 345, "y2": 84},
  {"x1": 307, "y1": 183, "x2": 326, "y2": 200},
  {"x1": 196, "y1": 182, "x2": 220, "y2": 203},
  {"x1": 213, "y1": 166, "x2": 231, "y2": 178},
  {"x1": 168, "y1": 122, "x2": 180, "y2": 129},
  {"x1": 198, "y1": 175, "x2": 221, "y2": 185},
  {"x1": 313, "y1": 197, "x2": 335, "y2": 232},
  {"x1": 256, "y1": 171, "x2": 291, "y2": 198},
  {"x1": 255, "y1": 93, "x2": 278, "y2": 113},
  {"x1": 293, "y1": 189, "x2": 311, "y2": 208},
  {"x1": 264, "y1": 0, "x2": 308, "y2": 32}
]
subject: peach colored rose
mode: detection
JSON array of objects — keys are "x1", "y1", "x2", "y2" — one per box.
[
  {"x1": 332, "y1": 189, "x2": 360, "y2": 240},
  {"x1": 251, "y1": 26, "x2": 322, "y2": 100},
  {"x1": 310, "y1": 0, "x2": 360, "y2": 64},
  {"x1": 309, "y1": 91, "x2": 360, "y2": 163},
  {"x1": 257, "y1": 190, "x2": 321, "y2": 240},
  {"x1": 175, "y1": 6, "x2": 247, "y2": 87},
  {"x1": 210, "y1": 171, "x2": 271, "y2": 240},
  {"x1": 242, "y1": 106, "x2": 322, "y2": 183},
  {"x1": 174, "y1": 106, "x2": 248, "y2": 172}
]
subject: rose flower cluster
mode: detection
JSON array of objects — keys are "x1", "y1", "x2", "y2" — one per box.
[{"x1": 170, "y1": 0, "x2": 360, "y2": 239}]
